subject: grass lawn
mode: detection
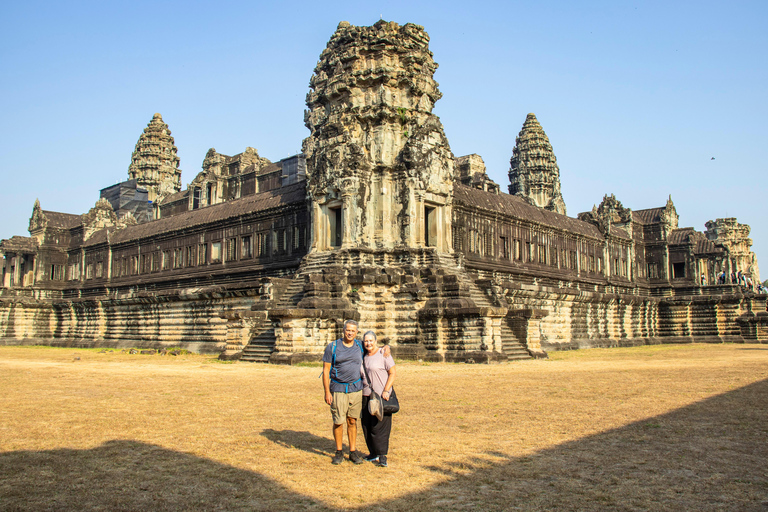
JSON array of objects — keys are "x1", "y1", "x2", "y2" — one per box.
[{"x1": 1, "y1": 343, "x2": 767, "y2": 511}]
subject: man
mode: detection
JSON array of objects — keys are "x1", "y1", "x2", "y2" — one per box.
[{"x1": 322, "y1": 319, "x2": 366, "y2": 465}]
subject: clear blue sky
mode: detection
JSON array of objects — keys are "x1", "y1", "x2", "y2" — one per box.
[{"x1": 2, "y1": 1, "x2": 766, "y2": 270}]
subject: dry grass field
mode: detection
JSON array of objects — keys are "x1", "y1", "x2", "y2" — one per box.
[{"x1": 1, "y1": 343, "x2": 767, "y2": 511}]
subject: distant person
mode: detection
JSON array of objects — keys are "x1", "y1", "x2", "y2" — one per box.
[{"x1": 360, "y1": 330, "x2": 396, "y2": 468}]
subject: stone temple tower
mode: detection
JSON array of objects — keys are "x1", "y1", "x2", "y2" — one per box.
[
  {"x1": 508, "y1": 113, "x2": 566, "y2": 215},
  {"x1": 128, "y1": 113, "x2": 182, "y2": 203},
  {"x1": 303, "y1": 20, "x2": 455, "y2": 252}
]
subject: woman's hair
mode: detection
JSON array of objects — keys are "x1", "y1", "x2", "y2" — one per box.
[{"x1": 362, "y1": 330, "x2": 377, "y2": 342}]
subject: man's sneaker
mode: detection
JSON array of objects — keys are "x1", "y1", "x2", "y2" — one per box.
[
  {"x1": 331, "y1": 450, "x2": 344, "y2": 465},
  {"x1": 365, "y1": 454, "x2": 379, "y2": 463},
  {"x1": 350, "y1": 450, "x2": 365, "y2": 465},
  {"x1": 376, "y1": 455, "x2": 388, "y2": 467}
]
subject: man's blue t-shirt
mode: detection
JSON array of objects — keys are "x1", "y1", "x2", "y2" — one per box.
[{"x1": 322, "y1": 339, "x2": 364, "y2": 393}]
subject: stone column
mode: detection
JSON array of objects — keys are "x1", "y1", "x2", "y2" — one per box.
[
  {"x1": 340, "y1": 179, "x2": 357, "y2": 249},
  {"x1": 9, "y1": 253, "x2": 18, "y2": 287},
  {"x1": 381, "y1": 176, "x2": 392, "y2": 248},
  {"x1": 415, "y1": 190, "x2": 425, "y2": 247},
  {"x1": 0, "y1": 251, "x2": 8, "y2": 288}
]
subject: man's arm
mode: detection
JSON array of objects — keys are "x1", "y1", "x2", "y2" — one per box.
[
  {"x1": 381, "y1": 344, "x2": 392, "y2": 358},
  {"x1": 322, "y1": 362, "x2": 333, "y2": 405}
]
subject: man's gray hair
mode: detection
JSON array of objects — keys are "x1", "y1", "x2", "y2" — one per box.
[
  {"x1": 362, "y1": 330, "x2": 377, "y2": 342},
  {"x1": 343, "y1": 319, "x2": 358, "y2": 329}
]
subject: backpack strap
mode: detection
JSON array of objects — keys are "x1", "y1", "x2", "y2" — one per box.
[{"x1": 329, "y1": 339, "x2": 364, "y2": 393}]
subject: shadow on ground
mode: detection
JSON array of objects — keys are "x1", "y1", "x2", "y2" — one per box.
[
  {"x1": 260, "y1": 429, "x2": 333, "y2": 457},
  {"x1": 3, "y1": 379, "x2": 768, "y2": 511}
]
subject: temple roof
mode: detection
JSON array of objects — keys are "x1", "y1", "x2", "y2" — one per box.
[
  {"x1": 668, "y1": 228, "x2": 723, "y2": 254},
  {"x1": 42, "y1": 210, "x2": 82, "y2": 229},
  {"x1": 453, "y1": 184, "x2": 601, "y2": 239},
  {"x1": 632, "y1": 207, "x2": 665, "y2": 225},
  {"x1": 101, "y1": 182, "x2": 307, "y2": 245},
  {"x1": 161, "y1": 189, "x2": 189, "y2": 204},
  {"x1": 0, "y1": 235, "x2": 38, "y2": 253}
]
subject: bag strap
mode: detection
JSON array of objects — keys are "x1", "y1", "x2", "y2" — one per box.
[{"x1": 361, "y1": 353, "x2": 377, "y2": 396}]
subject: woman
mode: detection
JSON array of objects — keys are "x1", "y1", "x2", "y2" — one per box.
[{"x1": 361, "y1": 330, "x2": 396, "y2": 467}]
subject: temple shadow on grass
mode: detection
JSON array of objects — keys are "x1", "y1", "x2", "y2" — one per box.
[
  {"x1": 2, "y1": 379, "x2": 768, "y2": 511},
  {"x1": 0, "y1": 439, "x2": 332, "y2": 512},
  {"x1": 260, "y1": 429, "x2": 334, "y2": 457}
]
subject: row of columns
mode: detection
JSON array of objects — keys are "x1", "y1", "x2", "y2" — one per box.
[{"x1": 1, "y1": 251, "x2": 35, "y2": 289}]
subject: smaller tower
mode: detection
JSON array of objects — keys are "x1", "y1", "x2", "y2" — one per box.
[
  {"x1": 508, "y1": 113, "x2": 566, "y2": 215},
  {"x1": 128, "y1": 113, "x2": 182, "y2": 203}
]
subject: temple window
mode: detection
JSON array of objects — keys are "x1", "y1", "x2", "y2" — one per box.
[
  {"x1": 50, "y1": 264, "x2": 64, "y2": 281},
  {"x1": 198, "y1": 244, "x2": 208, "y2": 265},
  {"x1": 242, "y1": 236, "x2": 252, "y2": 259},
  {"x1": 192, "y1": 188, "x2": 201, "y2": 209},
  {"x1": 329, "y1": 206, "x2": 342, "y2": 248},
  {"x1": 672, "y1": 262, "x2": 685, "y2": 279},
  {"x1": 500, "y1": 237, "x2": 509, "y2": 259},
  {"x1": 424, "y1": 205, "x2": 437, "y2": 247},
  {"x1": 96, "y1": 262, "x2": 103, "y2": 278},
  {"x1": 210, "y1": 242, "x2": 222, "y2": 263},
  {"x1": 226, "y1": 239, "x2": 237, "y2": 261}
]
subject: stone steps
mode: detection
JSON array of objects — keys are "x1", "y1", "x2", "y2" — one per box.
[
  {"x1": 240, "y1": 327, "x2": 276, "y2": 363},
  {"x1": 275, "y1": 252, "x2": 335, "y2": 308},
  {"x1": 436, "y1": 252, "x2": 531, "y2": 360}
]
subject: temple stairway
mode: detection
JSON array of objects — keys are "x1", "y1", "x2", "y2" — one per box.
[
  {"x1": 241, "y1": 250, "x2": 531, "y2": 362},
  {"x1": 239, "y1": 325, "x2": 275, "y2": 363},
  {"x1": 435, "y1": 253, "x2": 532, "y2": 361},
  {"x1": 240, "y1": 252, "x2": 335, "y2": 362}
]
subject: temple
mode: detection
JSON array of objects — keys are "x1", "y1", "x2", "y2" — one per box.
[{"x1": 1, "y1": 20, "x2": 766, "y2": 362}]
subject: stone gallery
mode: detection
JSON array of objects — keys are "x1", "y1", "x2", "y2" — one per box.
[{"x1": 1, "y1": 21, "x2": 765, "y2": 362}]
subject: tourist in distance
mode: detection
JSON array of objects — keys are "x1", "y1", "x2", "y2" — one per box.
[{"x1": 360, "y1": 330, "x2": 396, "y2": 468}]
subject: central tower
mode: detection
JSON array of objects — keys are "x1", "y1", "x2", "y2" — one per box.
[{"x1": 303, "y1": 20, "x2": 455, "y2": 252}]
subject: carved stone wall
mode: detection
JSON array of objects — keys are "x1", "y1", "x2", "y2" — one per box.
[
  {"x1": 705, "y1": 218, "x2": 760, "y2": 284},
  {"x1": 304, "y1": 20, "x2": 454, "y2": 252},
  {"x1": 0, "y1": 291, "x2": 256, "y2": 353}
]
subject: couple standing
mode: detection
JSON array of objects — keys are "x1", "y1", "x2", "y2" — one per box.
[{"x1": 321, "y1": 319, "x2": 396, "y2": 467}]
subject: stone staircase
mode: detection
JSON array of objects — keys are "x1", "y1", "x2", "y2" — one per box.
[
  {"x1": 240, "y1": 252, "x2": 335, "y2": 362},
  {"x1": 276, "y1": 252, "x2": 336, "y2": 308},
  {"x1": 435, "y1": 252, "x2": 532, "y2": 360},
  {"x1": 240, "y1": 325, "x2": 276, "y2": 363}
]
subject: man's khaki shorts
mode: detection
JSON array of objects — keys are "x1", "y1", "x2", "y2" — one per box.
[{"x1": 331, "y1": 390, "x2": 363, "y2": 425}]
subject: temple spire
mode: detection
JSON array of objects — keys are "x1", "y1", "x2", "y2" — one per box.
[
  {"x1": 128, "y1": 113, "x2": 182, "y2": 203},
  {"x1": 508, "y1": 113, "x2": 566, "y2": 215}
]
